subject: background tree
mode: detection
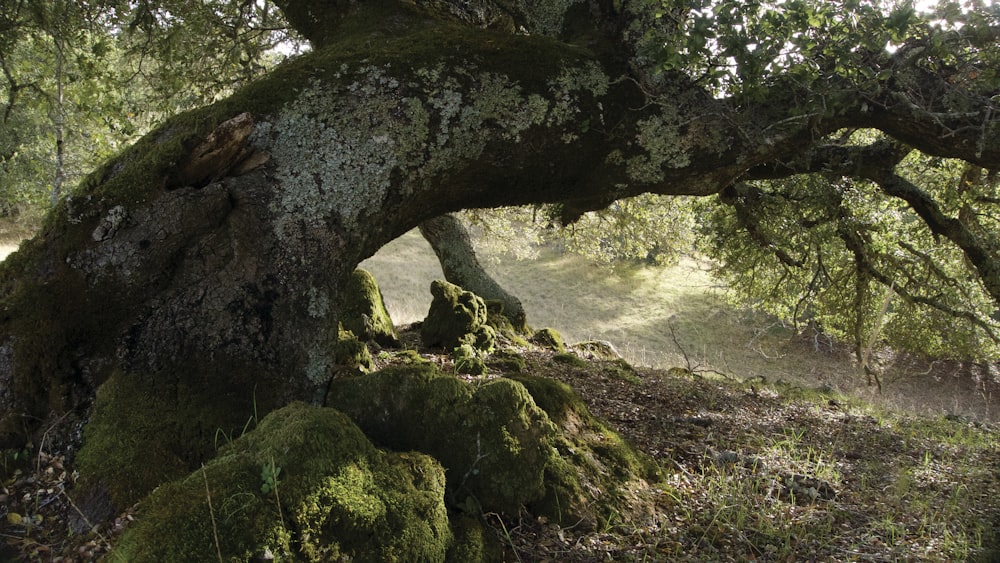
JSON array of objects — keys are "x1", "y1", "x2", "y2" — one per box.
[{"x1": 0, "y1": 0, "x2": 294, "y2": 219}]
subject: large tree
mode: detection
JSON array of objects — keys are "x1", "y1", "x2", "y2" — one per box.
[{"x1": 0, "y1": 0, "x2": 997, "y2": 533}]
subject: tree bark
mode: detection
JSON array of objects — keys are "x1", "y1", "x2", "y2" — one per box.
[{"x1": 419, "y1": 214, "x2": 527, "y2": 331}]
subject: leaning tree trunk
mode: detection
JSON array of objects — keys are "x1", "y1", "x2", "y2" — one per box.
[{"x1": 420, "y1": 214, "x2": 528, "y2": 332}]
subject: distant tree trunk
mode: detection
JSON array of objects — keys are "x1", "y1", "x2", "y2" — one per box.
[
  {"x1": 51, "y1": 24, "x2": 65, "y2": 207},
  {"x1": 419, "y1": 214, "x2": 527, "y2": 332}
]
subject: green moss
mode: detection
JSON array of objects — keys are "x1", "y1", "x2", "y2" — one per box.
[
  {"x1": 531, "y1": 328, "x2": 566, "y2": 352},
  {"x1": 488, "y1": 349, "x2": 528, "y2": 373},
  {"x1": 75, "y1": 368, "x2": 264, "y2": 510},
  {"x1": 605, "y1": 359, "x2": 641, "y2": 384},
  {"x1": 112, "y1": 403, "x2": 452, "y2": 562},
  {"x1": 553, "y1": 352, "x2": 587, "y2": 368},
  {"x1": 333, "y1": 328, "x2": 374, "y2": 372},
  {"x1": 341, "y1": 269, "x2": 399, "y2": 347},
  {"x1": 504, "y1": 374, "x2": 586, "y2": 426},
  {"x1": 327, "y1": 366, "x2": 560, "y2": 515},
  {"x1": 446, "y1": 514, "x2": 502, "y2": 563},
  {"x1": 505, "y1": 373, "x2": 661, "y2": 524},
  {"x1": 453, "y1": 343, "x2": 488, "y2": 375},
  {"x1": 574, "y1": 340, "x2": 622, "y2": 360},
  {"x1": 327, "y1": 365, "x2": 659, "y2": 528},
  {"x1": 484, "y1": 299, "x2": 530, "y2": 339},
  {"x1": 393, "y1": 349, "x2": 434, "y2": 366},
  {"x1": 421, "y1": 280, "x2": 492, "y2": 350}
]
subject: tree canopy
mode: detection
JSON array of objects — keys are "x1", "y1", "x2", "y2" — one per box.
[{"x1": 2, "y1": 0, "x2": 999, "y2": 363}]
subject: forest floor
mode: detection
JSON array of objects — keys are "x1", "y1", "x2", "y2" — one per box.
[
  {"x1": 2, "y1": 227, "x2": 1000, "y2": 560},
  {"x1": 486, "y1": 345, "x2": 1000, "y2": 561},
  {"x1": 2, "y1": 335, "x2": 998, "y2": 561}
]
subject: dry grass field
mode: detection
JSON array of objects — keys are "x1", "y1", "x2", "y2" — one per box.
[{"x1": 363, "y1": 229, "x2": 999, "y2": 422}]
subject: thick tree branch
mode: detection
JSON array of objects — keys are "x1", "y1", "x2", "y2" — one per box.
[
  {"x1": 838, "y1": 223, "x2": 999, "y2": 342},
  {"x1": 743, "y1": 141, "x2": 912, "y2": 182},
  {"x1": 270, "y1": 0, "x2": 356, "y2": 47},
  {"x1": 718, "y1": 183, "x2": 806, "y2": 268},
  {"x1": 872, "y1": 172, "x2": 1000, "y2": 305}
]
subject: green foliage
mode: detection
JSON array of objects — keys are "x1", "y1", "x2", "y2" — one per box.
[
  {"x1": 700, "y1": 144, "x2": 1000, "y2": 361},
  {"x1": 260, "y1": 461, "x2": 281, "y2": 495},
  {"x1": 467, "y1": 195, "x2": 696, "y2": 267},
  {"x1": 559, "y1": 194, "x2": 696, "y2": 266},
  {"x1": 0, "y1": 0, "x2": 297, "y2": 217},
  {"x1": 644, "y1": 0, "x2": 998, "y2": 102}
]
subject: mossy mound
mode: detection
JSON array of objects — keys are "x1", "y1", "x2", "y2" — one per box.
[
  {"x1": 574, "y1": 340, "x2": 623, "y2": 360},
  {"x1": 112, "y1": 402, "x2": 453, "y2": 562},
  {"x1": 75, "y1": 367, "x2": 276, "y2": 513},
  {"x1": 341, "y1": 269, "x2": 399, "y2": 347},
  {"x1": 327, "y1": 364, "x2": 658, "y2": 527},
  {"x1": 505, "y1": 374, "x2": 661, "y2": 527},
  {"x1": 327, "y1": 365, "x2": 558, "y2": 515},
  {"x1": 333, "y1": 328, "x2": 374, "y2": 372},
  {"x1": 530, "y1": 327, "x2": 566, "y2": 352},
  {"x1": 488, "y1": 349, "x2": 528, "y2": 372},
  {"x1": 421, "y1": 280, "x2": 494, "y2": 352}
]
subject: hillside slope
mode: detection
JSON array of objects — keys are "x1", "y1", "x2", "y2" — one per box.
[{"x1": 362, "y1": 230, "x2": 1000, "y2": 422}]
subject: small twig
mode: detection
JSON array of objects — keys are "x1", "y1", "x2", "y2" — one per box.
[
  {"x1": 36, "y1": 411, "x2": 72, "y2": 476},
  {"x1": 269, "y1": 455, "x2": 285, "y2": 532},
  {"x1": 666, "y1": 319, "x2": 694, "y2": 373},
  {"x1": 202, "y1": 465, "x2": 224, "y2": 563},
  {"x1": 455, "y1": 432, "x2": 489, "y2": 501},
  {"x1": 59, "y1": 490, "x2": 125, "y2": 562}
]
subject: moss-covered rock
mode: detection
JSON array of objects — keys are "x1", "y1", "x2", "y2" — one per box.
[
  {"x1": 326, "y1": 364, "x2": 659, "y2": 529},
  {"x1": 341, "y1": 269, "x2": 399, "y2": 347},
  {"x1": 421, "y1": 280, "x2": 493, "y2": 351},
  {"x1": 553, "y1": 352, "x2": 588, "y2": 368},
  {"x1": 75, "y1": 367, "x2": 273, "y2": 513},
  {"x1": 488, "y1": 349, "x2": 528, "y2": 372},
  {"x1": 452, "y1": 342, "x2": 488, "y2": 375},
  {"x1": 530, "y1": 327, "x2": 566, "y2": 352},
  {"x1": 574, "y1": 340, "x2": 622, "y2": 360},
  {"x1": 333, "y1": 328, "x2": 374, "y2": 372},
  {"x1": 505, "y1": 373, "x2": 661, "y2": 528},
  {"x1": 112, "y1": 403, "x2": 453, "y2": 562},
  {"x1": 327, "y1": 365, "x2": 565, "y2": 515},
  {"x1": 446, "y1": 514, "x2": 500, "y2": 563}
]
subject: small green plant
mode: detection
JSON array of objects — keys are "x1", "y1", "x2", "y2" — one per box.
[
  {"x1": 262, "y1": 455, "x2": 286, "y2": 533},
  {"x1": 453, "y1": 343, "x2": 487, "y2": 375},
  {"x1": 261, "y1": 461, "x2": 282, "y2": 495}
]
